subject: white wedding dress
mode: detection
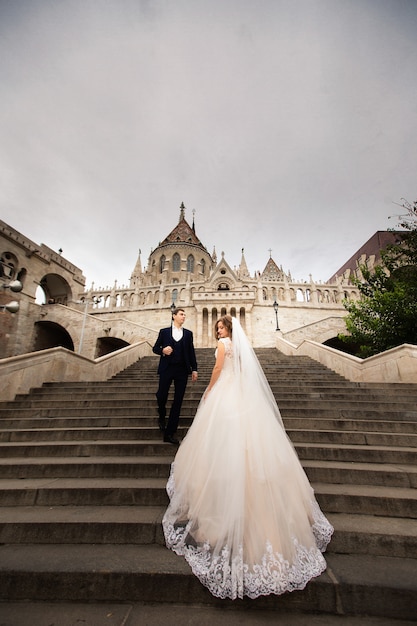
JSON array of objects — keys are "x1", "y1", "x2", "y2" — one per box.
[{"x1": 162, "y1": 320, "x2": 333, "y2": 599}]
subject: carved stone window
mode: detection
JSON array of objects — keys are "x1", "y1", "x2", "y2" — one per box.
[{"x1": 172, "y1": 253, "x2": 181, "y2": 272}]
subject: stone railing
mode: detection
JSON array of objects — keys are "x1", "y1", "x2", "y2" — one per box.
[
  {"x1": 276, "y1": 337, "x2": 417, "y2": 384},
  {"x1": 0, "y1": 340, "x2": 154, "y2": 402}
]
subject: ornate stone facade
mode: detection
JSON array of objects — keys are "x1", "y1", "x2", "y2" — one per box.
[{"x1": 1, "y1": 205, "x2": 361, "y2": 359}]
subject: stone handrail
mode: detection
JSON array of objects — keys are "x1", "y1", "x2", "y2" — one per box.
[
  {"x1": 0, "y1": 340, "x2": 154, "y2": 402},
  {"x1": 276, "y1": 336, "x2": 417, "y2": 384}
]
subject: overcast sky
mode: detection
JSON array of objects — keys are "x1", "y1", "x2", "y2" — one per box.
[{"x1": 1, "y1": 0, "x2": 416, "y2": 289}]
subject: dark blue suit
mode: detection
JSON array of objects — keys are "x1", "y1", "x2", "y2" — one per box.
[{"x1": 153, "y1": 326, "x2": 198, "y2": 437}]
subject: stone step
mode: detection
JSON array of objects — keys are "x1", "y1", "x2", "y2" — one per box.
[
  {"x1": 1, "y1": 406, "x2": 416, "y2": 421},
  {"x1": 328, "y1": 513, "x2": 417, "y2": 558},
  {"x1": 0, "y1": 544, "x2": 415, "y2": 620},
  {"x1": 0, "y1": 476, "x2": 415, "y2": 518},
  {"x1": 285, "y1": 417, "x2": 417, "y2": 433},
  {"x1": 296, "y1": 442, "x2": 417, "y2": 464},
  {"x1": 0, "y1": 506, "x2": 415, "y2": 559},
  {"x1": 1, "y1": 603, "x2": 415, "y2": 626},
  {"x1": 1, "y1": 453, "x2": 416, "y2": 488},
  {"x1": 26, "y1": 379, "x2": 397, "y2": 391},
  {"x1": 0, "y1": 426, "x2": 415, "y2": 448},
  {"x1": 0, "y1": 416, "x2": 416, "y2": 436},
  {"x1": 1, "y1": 439, "x2": 416, "y2": 465},
  {"x1": 5, "y1": 396, "x2": 417, "y2": 414},
  {"x1": 289, "y1": 429, "x2": 417, "y2": 447},
  {"x1": 0, "y1": 505, "x2": 166, "y2": 545},
  {"x1": 302, "y1": 459, "x2": 417, "y2": 488},
  {"x1": 0, "y1": 440, "x2": 178, "y2": 458}
]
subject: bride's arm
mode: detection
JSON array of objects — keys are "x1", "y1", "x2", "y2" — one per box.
[{"x1": 204, "y1": 340, "x2": 225, "y2": 397}]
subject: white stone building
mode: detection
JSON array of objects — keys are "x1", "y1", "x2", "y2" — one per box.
[{"x1": 1, "y1": 205, "x2": 360, "y2": 359}]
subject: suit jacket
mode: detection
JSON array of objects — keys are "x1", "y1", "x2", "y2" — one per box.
[{"x1": 152, "y1": 326, "x2": 198, "y2": 375}]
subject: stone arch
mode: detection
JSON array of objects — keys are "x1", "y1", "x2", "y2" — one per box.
[
  {"x1": 39, "y1": 273, "x2": 72, "y2": 305},
  {"x1": 33, "y1": 320, "x2": 75, "y2": 351},
  {"x1": 296, "y1": 288, "x2": 304, "y2": 302}
]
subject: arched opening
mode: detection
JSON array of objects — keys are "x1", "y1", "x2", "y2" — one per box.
[
  {"x1": 33, "y1": 321, "x2": 74, "y2": 351},
  {"x1": 96, "y1": 336, "x2": 130, "y2": 358},
  {"x1": 239, "y1": 307, "x2": 246, "y2": 330},
  {"x1": 202, "y1": 308, "x2": 209, "y2": 346},
  {"x1": 39, "y1": 273, "x2": 72, "y2": 305},
  {"x1": 187, "y1": 254, "x2": 194, "y2": 272}
]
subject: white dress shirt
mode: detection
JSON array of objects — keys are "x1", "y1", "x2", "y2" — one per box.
[{"x1": 172, "y1": 324, "x2": 183, "y2": 342}]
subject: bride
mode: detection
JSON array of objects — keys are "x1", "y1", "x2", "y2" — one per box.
[{"x1": 162, "y1": 314, "x2": 333, "y2": 599}]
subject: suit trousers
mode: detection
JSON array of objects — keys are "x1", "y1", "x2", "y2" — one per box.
[{"x1": 156, "y1": 364, "x2": 189, "y2": 436}]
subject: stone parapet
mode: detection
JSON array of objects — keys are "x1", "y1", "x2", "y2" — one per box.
[
  {"x1": 277, "y1": 337, "x2": 417, "y2": 384},
  {"x1": 0, "y1": 341, "x2": 154, "y2": 402}
]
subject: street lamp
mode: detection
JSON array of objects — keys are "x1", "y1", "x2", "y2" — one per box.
[
  {"x1": 78, "y1": 296, "x2": 102, "y2": 354},
  {"x1": 170, "y1": 302, "x2": 176, "y2": 317},
  {"x1": 273, "y1": 300, "x2": 280, "y2": 331},
  {"x1": 1, "y1": 278, "x2": 23, "y2": 314},
  {"x1": 3, "y1": 280, "x2": 23, "y2": 293},
  {"x1": 0, "y1": 300, "x2": 19, "y2": 314}
]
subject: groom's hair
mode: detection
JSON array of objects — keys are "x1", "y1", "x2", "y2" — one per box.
[{"x1": 171, "y1": 307, "x2": 185, "y2": 320}]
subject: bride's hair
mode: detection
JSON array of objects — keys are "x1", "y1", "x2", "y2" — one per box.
[{"x1": 214, "y1": 314, "x2": 233, "y2": 339}]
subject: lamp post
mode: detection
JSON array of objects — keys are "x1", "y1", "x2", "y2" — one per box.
[
  {"x1": 78, "y1": 296, "x2": 102, "y2": 354},
  {"x1": 170, "y1": 302, "x2": 176, "y2": 317},
  {"x1": 273, "y1": 300, "x2": 280, "y2": 331}
]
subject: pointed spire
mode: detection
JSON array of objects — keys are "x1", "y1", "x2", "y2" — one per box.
[
  {"x1": 192, "y1": 208, "x2": 196, "y2": 233},
  {"x1": 212, "y1": 246, "x2": 217, "y2": 264},
  {"x1": 239, "y1": 247, "x2": 250, "y2": 278},
  {"x1": 179, "y1": 202, "x2": 185, "y2": 222},
  {"x1": 130, "y1": 248, "x2": 143, "y2": 288}
]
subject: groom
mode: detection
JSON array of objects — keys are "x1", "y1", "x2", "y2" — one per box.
[{"x1": 152, "y1": 307, "x2": 198, "y2": 445}]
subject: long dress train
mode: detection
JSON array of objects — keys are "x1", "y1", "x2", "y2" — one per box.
[{"x1": 162, "y1": 330, "x2": 333, "y2": 599}]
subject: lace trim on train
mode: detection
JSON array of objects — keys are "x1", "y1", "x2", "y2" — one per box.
[{"x1": 164, "y1": 470, "x2": 333, "y2": 600}]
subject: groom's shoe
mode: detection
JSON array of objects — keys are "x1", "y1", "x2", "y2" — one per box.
[{"x1": 164, "y1": 434, "x2": 180, "y2": 445}]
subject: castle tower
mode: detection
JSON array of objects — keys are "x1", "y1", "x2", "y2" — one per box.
[{"x1": 145, "y1": 203, "x2": 213, "y2": 284}]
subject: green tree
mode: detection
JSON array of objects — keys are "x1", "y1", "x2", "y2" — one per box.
[{"x1": 339, "y1": 199, "x2": 417, "y2": 357}]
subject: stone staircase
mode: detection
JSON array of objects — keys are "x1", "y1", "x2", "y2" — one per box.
[{"x1": 0, "y1": 348, "x2": 416, "y2": 621}]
